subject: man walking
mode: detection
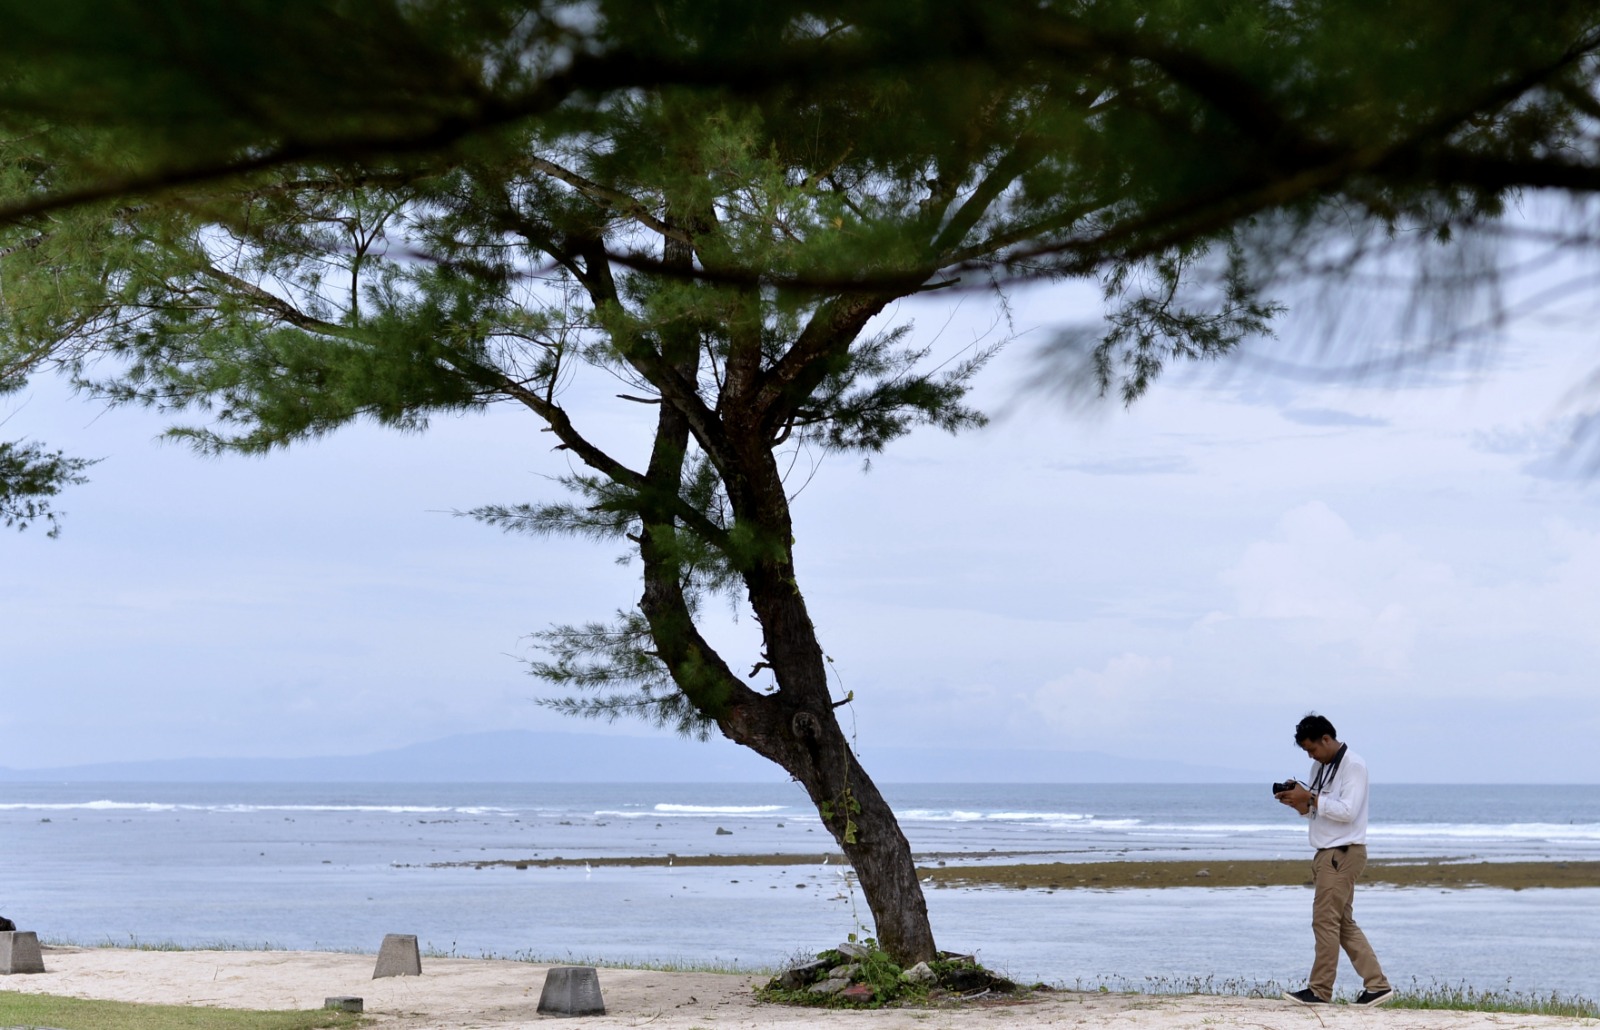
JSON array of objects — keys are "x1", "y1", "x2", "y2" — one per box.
[{"x1": 1275, "y1": 713, "x2": 1393, "y2": 1006}]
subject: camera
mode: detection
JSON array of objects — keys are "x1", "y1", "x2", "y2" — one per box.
[{"x1": 1271, "y1": 779, "x2": 1302, "y2": 795}]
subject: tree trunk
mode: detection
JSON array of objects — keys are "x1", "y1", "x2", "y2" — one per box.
[
  {"x1": 631, "y1": 243, "x2": 938, "y2": 964},
  {"x1": 722, "y1": 655, "x2": 938, "y2": 965},
  {"x1": 637, "y1": 539, "x2": 941, "y2": 963}
]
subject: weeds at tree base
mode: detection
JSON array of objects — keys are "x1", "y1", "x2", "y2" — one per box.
[{"x1": 757, "y1": 938, "x2": 1020, "y2": 1009}]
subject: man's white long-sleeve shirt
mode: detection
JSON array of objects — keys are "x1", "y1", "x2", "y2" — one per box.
[{"x1": 1305, "y1": 746, "x2": 1370, "y2": 850}]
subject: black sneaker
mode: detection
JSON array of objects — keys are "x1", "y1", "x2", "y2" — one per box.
[
  {"x1": 1356, "y1": 988, "x2": 1395, "y2": 1006},
  {"x1": 1283, "y1": 988, "x2": 1329, "y2": 1005}
]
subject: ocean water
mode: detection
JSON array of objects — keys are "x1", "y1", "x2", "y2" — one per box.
[{"x1": 2, "y1": 782, "x2": 1596, "y2": 1000}]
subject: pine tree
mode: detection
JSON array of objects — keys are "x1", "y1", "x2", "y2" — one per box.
[{"x1": 5, "y1": 0, "x2": 1600, "y2": 960}]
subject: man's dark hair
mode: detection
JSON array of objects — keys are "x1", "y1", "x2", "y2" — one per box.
[{"x1": 1295, "y1": 713, "x2": 1337, "y2": 745}]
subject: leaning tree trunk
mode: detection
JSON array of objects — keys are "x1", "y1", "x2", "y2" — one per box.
[
  {"x1": 635, "y1": 460, "x2": 939, "y2": 964},
  {"x1": 626, "y1": 232, "x2": 938, "y2": 965},
  {"x1": 724, "y1": 685, "x2": 938, "y2": 964},
  {"x1": 715, "y1": 509, "x2": 939, "y2": 964},
  {"x1": 637, "y1": 514, "x2": 941, "y2": 964}
]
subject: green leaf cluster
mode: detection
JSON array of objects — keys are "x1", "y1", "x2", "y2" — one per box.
[
  {"x1": 5, "y1": 0, "x2": 1600, "y2": 712},
  {"x1": 0, "y1": 438, "x2": 95, "y2": 536}
]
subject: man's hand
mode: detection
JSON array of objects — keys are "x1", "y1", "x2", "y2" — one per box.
[{"x1": 1275, "y1": 783, "x2": 1313, "y2": 815}]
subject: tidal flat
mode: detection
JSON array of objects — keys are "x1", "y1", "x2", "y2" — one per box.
[
  {"x1": 919, "y1": 858, "x2": 1600, "y2": 890},
  {"x1": 439, "y1": 853, "x2": 1600, "y2": 891}
]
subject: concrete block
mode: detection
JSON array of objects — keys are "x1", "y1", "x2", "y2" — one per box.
[
  {"x1": 0, "y1": 930, "x2": 45, "y2": 974},
  {"x1": 372, "y1": 933, "x2": 421, "y2": 978},
  {"x1": 537, "y1": 965, "x2": 606, "y2": 1016},
  {"x1": 324, "y1": 996, "x2": 364, "y2": 1012}
]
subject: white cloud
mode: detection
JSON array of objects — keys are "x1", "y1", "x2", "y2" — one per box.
[
  {"x1": 1028, "y1": 652, "x2": 1175, "y2": 737},
  {"x1": 1214, "y1": 501, "x2": 1451, "y2": 671},
  {"x1": 1046, "y1": 455, "x2": 1195, "y2": 476},
  {"x1": 1472, "y1": 415, "x2": 1598, "y2": 481},
  {"x1": 1280, "y1": 407, "x2": 1391, "y2": 428},
  {"x1": 1484, "y1": 517, "x2": 1600, "y2": 640},
  {"x1": 1209, "y1": 501, "x2": 1600, "y2": 694}
]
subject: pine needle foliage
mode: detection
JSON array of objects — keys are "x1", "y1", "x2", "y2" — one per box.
[
  {"x1": 7, "y1": 0, "x2": 1600, "y2": 961},
  {"x1": 0, "y1": 439, "x2": 96, "y2": 536}
]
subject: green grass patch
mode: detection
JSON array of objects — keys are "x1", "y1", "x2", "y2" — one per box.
[
  {"x1": 95, "y1": 937, "x2": 293, "y2": 953},
  {"x1": 1067, "y1": 973, "x2": 1600, "y2": 1017},
  {"x1": 42, "y1": 936, "x2": 357, "y2": 955},
  {"x1": 48, "y1": 936, "x2": 767, "y2": 975},
  {"x1": 0, "y1": 992, "x2": 364, "y2": 1030},
  {"x1": 417, "y1": 943, "x2": 769, "y2": 974},
  {"x1": 1386, "y1": 981, "x2": 1600, "y2": 1018},
  {"x1": 511, "y1": 952, "x2": 766, "y2": 975}
]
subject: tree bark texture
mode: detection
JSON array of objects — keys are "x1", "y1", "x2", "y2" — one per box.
[
  {"x1": 639, "y1": 416, "x2": 938, "y2": 963},
  {"x1": 724, "y1": 688, "x2": 939, "y2": 964}
]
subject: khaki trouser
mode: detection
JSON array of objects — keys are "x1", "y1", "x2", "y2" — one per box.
[{"x1": 1309, "y1": 843, "x2": 1390, "y2": 1000}]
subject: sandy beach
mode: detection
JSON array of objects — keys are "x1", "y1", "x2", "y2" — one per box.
[{"x1": 2, "y1": 947, "x2": 1595, "y2": 1030}]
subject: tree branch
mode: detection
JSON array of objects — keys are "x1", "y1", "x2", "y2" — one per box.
[
  {"x1": 527, "y1": 156, "x2": 692, "y2": 246},
  {"x1": 195, "y1": 264, "x2": 359, "y2": 337}
]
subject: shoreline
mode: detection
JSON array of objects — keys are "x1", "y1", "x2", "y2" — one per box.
[{"x1": 429, "y1": 854, "x2": 1600, "y2": 890}]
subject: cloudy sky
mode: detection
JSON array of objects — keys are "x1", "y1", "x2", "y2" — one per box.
[{"x1": 5, "y1": 248, "x2": 1598, "y2": 784}]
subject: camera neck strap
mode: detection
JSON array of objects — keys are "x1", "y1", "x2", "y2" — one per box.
[{"x1": 1310, "y1": 743, "x2": 1348, "y2": 794}]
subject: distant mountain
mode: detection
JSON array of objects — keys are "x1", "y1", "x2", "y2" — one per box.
[{"x1": 0, "y1": 729, "x2": 1266, "y2": 783}]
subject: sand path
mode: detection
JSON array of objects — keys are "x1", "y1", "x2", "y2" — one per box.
[{"x1": 2, "y1": 947, "x2": 1593, "y2": 1030}]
